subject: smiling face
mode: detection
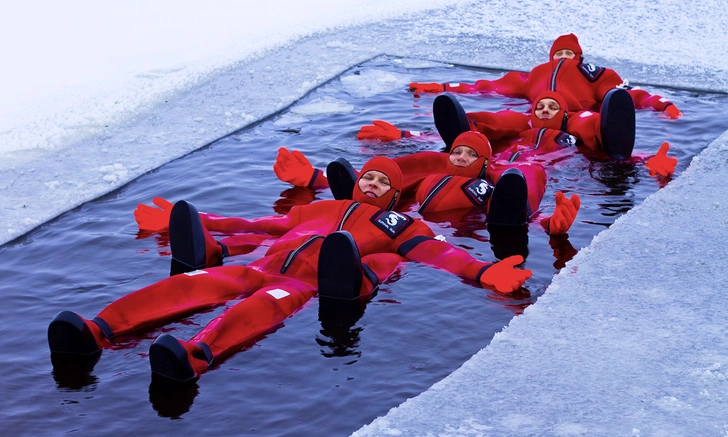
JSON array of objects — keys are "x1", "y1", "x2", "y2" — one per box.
[
  {"x1": 552, "y1": 49, "x2": 576, "y2": 60},
  {"x1": 357, "y1": 170, "x2": 391, "y2": 198},
  {"x1": 534, "y1": 98, "x2": 561, "y2": 120},
  {"x1": 448, "y1": 145, "x2": 479, "y2": 168}
]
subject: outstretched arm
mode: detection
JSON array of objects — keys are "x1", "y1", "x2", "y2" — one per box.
[
  {"x1": 134, "y1": 196, "x2": 304, "y2": 235},
  {"x1": 628, "y1": 88, "x2": 682, "y2": 119},
  {"x1": 397, "y1": 235, "x2": 532, "y2": 293},
  {"x1": 644, "y1": 142, "x2": 678, "y2": 178},
  {"x1": 540, "y1": 192, "x2": 581, "y2": 235},
  {"x1": 410, "y1": 71, "x2": 530, "y2": 98},
  {"x1": 357, "y1": 120, "x2": 436, "y2": 142},
  {"x1": 273, "y1": 147, "x2": 330, "y2": 189},
  {"x1": 200, "y1": 207, "x2": 303, "y2": 235}
]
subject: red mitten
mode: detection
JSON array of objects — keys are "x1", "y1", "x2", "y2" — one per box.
[
  {"x1": 134, "y1": 197, "x2": 173, "y2": 232},
  {"x1": 663, "y1": 104, "x2": 682, "y2": 120},
  {"x1": 645, "y1": 142, "x2": 678, "y2": 177},
  {"x1": 540, "y1": 192, "x2": 581, "y2": 235},
  {"x1": 273, "y1": 147, "x2": 316, "y2": 187},
  {"x1": 409, "y1": 82, "x2": 445, "y2": 93},
  {"x1": 480, "y1": 255, "x2": 532, "y2": 293},
  {"x1": 356, "y1": 120, "x2": 403, "y2": 141}
]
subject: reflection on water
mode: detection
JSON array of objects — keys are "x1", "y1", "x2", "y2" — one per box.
[
  {"x1": 51, "y1": 353, "x2": 101, "y2": 390},
  {"x1": 317, "y1": 298, "x2": 367, "y2": 359},
  {"x1": 149, "y1": 376, "x2": 199, "y2": 418}
]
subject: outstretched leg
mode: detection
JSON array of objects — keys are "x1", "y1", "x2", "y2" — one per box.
[
  {"x1": 48, "y1": 264, "x2": 266, "y2": 355},
  {"x1": 599, "y1": 88, "x2": 635, "y2": 160},
  {"x1": 149, "y1": 279, "x2": 317, "y2": 382},
  {"x1": 170, "y1": 200, "x2": 228, "y2": 273},
  {"x1": 566, "y1": 89, "x2": 635, "y2": 160},
  {"x1": 326, "y1": 158, "x2": 358, "y2": 201},
  {"x1": 487, "y1": 168, "x2": 530, "y2": 226},
  {"x1": 317, "y1": 231, "x2": 405, "y2": 300},
  {"x1": 433, "y1": 93, "x2": 472, "y2": 152}
]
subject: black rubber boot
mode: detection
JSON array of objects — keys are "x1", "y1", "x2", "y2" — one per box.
[
  {"x1": 600, "y1": 88, "x2": 635, "y2": 160},
  {"x1": 488, "y1": 168, "x2": 529, "y2": 227},
  {"x1": 326, "y1": 158, "x2": 358, "y2": 200},
  {"x1": 433, "y1": 93, "x2": 471, "y2": 152},
  {"x1": 149, "y1": 334, "x2": 212, "y2": 383},
  {"x1": 48, "y1": 311, "x2": 101, "y2": 356},
  {"x1": 169, "y1": 200, "x2": 207, "y2": 274},
  {"x1": 317, "y1": 231, "x2": 363, "y2": 300}
]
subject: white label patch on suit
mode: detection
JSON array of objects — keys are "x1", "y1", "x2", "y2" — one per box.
[
  {"x1": 184, "y1": 270, "x2": 209, "y2": 276},
  {"x1": 579, "y1": 111, "x2": 594, "y2": 118},
  {"x1": 267, "y1": 288, "x2": 290, "y2": 299}
]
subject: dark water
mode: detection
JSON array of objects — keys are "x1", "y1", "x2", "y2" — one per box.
[{"x1": 1, "y1": 57, "x2": 726, "y2": 436}]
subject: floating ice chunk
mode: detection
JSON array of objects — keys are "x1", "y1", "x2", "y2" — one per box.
[
  {"x1": 340, "y1": 69, "x2": 407, "y2": 98},
  {"x1": 291, "y1": 98, "x2": 354, "y2": 116}
]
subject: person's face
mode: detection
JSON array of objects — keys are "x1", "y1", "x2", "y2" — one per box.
[
  {"x1": 534, "y1": 98, "x2": 561, "y2": 120},
  {"x1": 449, "y1": 145, "x2": 479, "y2": 167},
  {"x1": 358, "y1": 170, "x2": 391, "y2": 198},
  {"x1": 552, "y1": 49, "x2": 576, "y2": 60}
]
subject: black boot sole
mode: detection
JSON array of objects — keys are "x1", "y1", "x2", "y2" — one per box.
[
  {"x1": 318, "y1": 231, "x2": 363, "y2": 300},
  {"x1": 433, "y1": 93, "x2": 471, "y2": 152},
  {"x1": 149, "y1": 334, "x2": 197, "y2": 383},
  {"x1": 488, "y1": 168, "x2": 529, "y2": 226},
  {"x1": 600, "y1": 88, "x2": 635, "y2": 160},
  {"x1": 48, "y1": 311, "x2": 101, "y2": 356},
  {"x1": 169, "y1": 200, "x2": 207, "y2": 274},
  {"x1": 326, "y1": 158, "x2": 358, "y2": 200}
]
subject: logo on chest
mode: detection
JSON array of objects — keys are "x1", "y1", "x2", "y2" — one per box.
[
  {"x1": 578, "y1": 61, "x2": 606, "y2": 82},
  {"x1": 370, "y1": 210, "x2": 413, "y2": 238},
  {"x1": 556, "y1": 132, "x2": 577, "y2": 147},
  {"x1": 461, "y1": 179, "x2": 493, "y2": 205}
]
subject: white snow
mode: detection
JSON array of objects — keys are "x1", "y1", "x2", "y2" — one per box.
[{"x1": 2, "y1": 0, "x2": 728, "y2": 435}]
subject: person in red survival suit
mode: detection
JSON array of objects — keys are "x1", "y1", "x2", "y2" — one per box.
[
  {"x1": 401, "y1": 131, "x2": 560, "y2": 230},
  {"x1": 360, "y1": 83, "x2": 637, "y2": 160},
  {"x1": 408, "y1": 33, "x2": 682, "y2": 119},
  {"x1": 48, "y1": 157, "x2": 532, "y2": 383},
  {"x1": 356, "y1": 90, "x2": 677, "y2": 174},
  {"x1": 356, "y1": 91, "x2": 580, "y2": 153},
  {"x1": 273, "y1": 132, "x2": 580, "y2": 234},
  {"x1": 467, "y1": 90, "x2": 632, "y2": 157}
]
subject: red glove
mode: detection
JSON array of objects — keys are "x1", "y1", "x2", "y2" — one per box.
[
  {"x1": 409, "y1": 82, "x2": 445, "y2": 93},
  {"x1": 357, "y1": 120, "x2": 403, "y2": 141},
  {"x1": 645, "y1": 142, "x2": 678, "y2": 178},
  {"x1": 663, "y1": 104, "x2": 682, "y2": 120},
  {"x1": 134, "y1": 197, "x2": 173, "y2": 232},
  {"x1": 480, "y1": 255, "x2": 532, "y2": 293},
  {"x1": 540, "y1": 192, "x2": 581, "y2": 235},
  {"x1": 273, "y1": 147, "x2": 316, "y2": 187}
]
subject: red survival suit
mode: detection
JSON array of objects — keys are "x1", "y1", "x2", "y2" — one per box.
[
  {"x1": 411, "y1": 33, "x2": 680, "y2": 117},
  {"x1": 72, "y1": 157, "x2": 529, "y2": 380},
  {"x1": 411, "y1": 132, "x2": 546, "y2": 221},
  {"x1": 468, "y1": 90, "x2": 605, "y2": 152},
  {"x1": 274, "y1": 132, "x2": 547, "y2": 222}
]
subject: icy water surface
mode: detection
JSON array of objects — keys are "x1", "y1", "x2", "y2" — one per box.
[{"x1": 1, "y1": 57, "x2": 726, "y2": 436}]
